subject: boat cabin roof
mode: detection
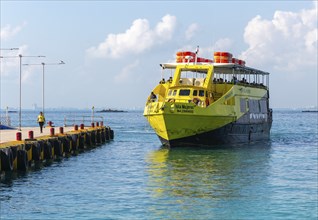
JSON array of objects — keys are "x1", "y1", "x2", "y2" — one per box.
[{"x1": 160, "y1": 62, "x2": 269, "y2": 76}]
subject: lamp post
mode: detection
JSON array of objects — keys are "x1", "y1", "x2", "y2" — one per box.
[
  {"x1": 24, "y1": 61, "x2": 65, "y2": 114},
  {"x1": 0, "y1": 54, "x2": 45, "y2": 130}
]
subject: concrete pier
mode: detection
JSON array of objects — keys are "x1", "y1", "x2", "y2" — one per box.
[
  {"x1": 0, "y1": 124, "x2": 114, "y2": 173},
  {"x1": 0, "y1": 126, "x2": 75, "y2": 144}
]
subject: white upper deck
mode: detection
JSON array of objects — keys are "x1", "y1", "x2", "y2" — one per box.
[{"x1": 160, "y1": 62, "x2": 270, "y2": 76}]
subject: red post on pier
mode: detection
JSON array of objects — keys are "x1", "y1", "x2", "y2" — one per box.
[
  {"x1": 100, "y1": 121, "x2": 103, "y2": 126},
  {"x1": 96, "y1": 122, "x2": 99, "y2": 127},
  {"x1": 50, "y1": 128, "x2": 55, "y2": 136},
  {"x1": 80, "y1": 124, "x2": 84, "y2": 130},
  {"x1": 28, "y1": 130, "x2": 34, "y2": 139},
  {"x1": 16, "y1": 132, "x2": 22, "y2": 141},
  {"x1": 91, "y1": 122, "x2": 95, "y2": 128},
  {"x1": 74, "y1": 125, "x2": 78, "y2": 131},
  {"x1": 59, "y1": 127, "x2": 64, "y2": 134}
]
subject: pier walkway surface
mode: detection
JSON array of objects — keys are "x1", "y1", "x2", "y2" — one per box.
[{"x1": 0, "y1": 126, "x2": 75, "y2": 144}]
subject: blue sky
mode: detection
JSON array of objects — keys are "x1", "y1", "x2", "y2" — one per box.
[{"x1": 1, "y1": 1, "x2": 317, "y2": 110}]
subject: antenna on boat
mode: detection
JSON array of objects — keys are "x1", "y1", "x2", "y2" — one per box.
[{"x1": 195, "y1": 45, "x2": 199, "y2": 64}]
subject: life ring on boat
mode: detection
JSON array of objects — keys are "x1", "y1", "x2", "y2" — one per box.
[{"x1": 176, "y1": 51, "x2": 196, "y2": 57}]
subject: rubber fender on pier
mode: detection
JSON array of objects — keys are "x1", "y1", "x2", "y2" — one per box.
[
  {"x1": 85, "y1": 132, "x2": 92, "y2": 147},
  {"x1": 49, "y1": 139, "x2": 63, "y2": 157},
  {"x1": 17, "y1": 149, "x2": 28, "y2": 171},
  {"x1": 110, "y1": 128, "x2": 114, "y2": 140},
  {"x1": 105, "y1": 127, "x2": 110, "y2": 141},
  {"x1": 32, "y1": 142, "x2": 42, "y2": 161},
  {"x1": 0, "y1": 147, "x2": 14, "y2": 171},
  {"x1": 78, "y1": 134, "x2": 85, "y2": 150},
  {"x1": 43, "y1": 141, "x2": 53, "y2": 160},
  {"x1": 10, "y1": 146, "x2": 18, "y2": 162},
  {"x1": 96, "y1": 129, "x2": 101, "y2": 144},
  {"x1": 90, "y1": 131, "x2": 96, "y2": 145},
  {"x1": 101, "y1": 128, "x2": 106, "y2": 143},
  {"x1": 25, "y1": 143, "x2": 33, "y2": 151},
  {"x1": 60, "y1": 137, "x2": 71, "y2": 155},
  {"x1": 25, "y1": 143, "x2": 33, "y2": 163},
  {"x1": 71, "y1": 134, "x2": 79, "y2": 152}
]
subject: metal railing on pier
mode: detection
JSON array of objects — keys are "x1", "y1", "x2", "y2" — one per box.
[{"x1": 63, "y1": 115, "x2": 104, "y2": 127}]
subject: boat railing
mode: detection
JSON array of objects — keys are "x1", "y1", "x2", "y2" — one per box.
[{"x1": 63, "y1": 115, "x2": 104, "y2": 127}]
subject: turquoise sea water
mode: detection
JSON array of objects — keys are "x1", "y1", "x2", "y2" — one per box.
[{"x1": 0, "y1": 109, "x2": 317, "y2": 220}]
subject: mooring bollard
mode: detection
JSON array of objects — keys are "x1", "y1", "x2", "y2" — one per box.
[
  {"x1": 80, "y1": 124, "x2": 84, "y2": 130},
  {"x1": 74, "y1": 125, "x2": 78, "y2": 131},
  {"x1": 28, "y1": 130, "x2": 34, "y2": 139},
  {"x1": 16, "y1": 132, "x2": 22, "y2": 141},
  {"x1": 59, "y1": 127, "x2": 64, "y2": 134},
  {"x1": 91, "y1": 122, "x2": 95, "y2": 128},
  {"x1": 50, "y1": 128, "x2": 55, "y2": 136},
  {"x1": 96, "y1": 122, "x2": 99, "y2": 127}
]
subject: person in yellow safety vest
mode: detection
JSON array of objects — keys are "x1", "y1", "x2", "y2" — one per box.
[{"x1": 37, "y1": 111, "x2": 46, "y2": 133}]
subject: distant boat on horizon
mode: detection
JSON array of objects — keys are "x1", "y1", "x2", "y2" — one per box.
[
  {"x1": 302, "y1": 110, "x2": 318, "y2": 113},
  {"x1": 97, "y1": 109, "x2": 127, "y2": 113}
]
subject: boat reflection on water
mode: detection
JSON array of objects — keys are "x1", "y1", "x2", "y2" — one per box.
[{"x1": 146, "y1": 143, "x2": 271, "y2": 218}]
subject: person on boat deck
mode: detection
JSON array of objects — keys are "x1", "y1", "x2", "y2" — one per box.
[
  {"x1": 168, "y1": 77, "x2": 173, "y2": 83},
  {"x1": 37, "y1": 111, "x2": 46, "y2": 133},
  {"x1": 150, "y1": 92, "x2": 157, "y2": 102},
  {"x1": 160, "y1": 78, "x2": 165, "y2": 84}
]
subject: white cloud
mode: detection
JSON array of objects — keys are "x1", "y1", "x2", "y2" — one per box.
[
  {"x1": 87, "y1": 14, "x2": 177, "y2": 59},
  {"x1": 185, "y1": 23, "x2": 199, "y2": 40},
  {"x1": 0, "y1": 45, "x2": 29, "y2": 78},
  {"x1": 114, "y1": 60, "x2": 140, "y2": 83},
  {"x1": 240, "y1": 1, "x2": 317, "y2": 72},
  {"x1": 0, "y1": 23, "x2": 25, "y2": 40},
  {"x1": 212, "y1": 38, "x2": 233, "y2": 52}
]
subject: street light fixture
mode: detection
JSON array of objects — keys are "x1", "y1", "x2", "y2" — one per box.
[
  {"x1": 0, "y1": 48, "x2": 19, "y2": 51},
  {"x1": 23, "y1": 60, "x2": 65, "y2": 114},
  {"x1": 0, "y1": 54, "x2": 45, "y2": 130}
]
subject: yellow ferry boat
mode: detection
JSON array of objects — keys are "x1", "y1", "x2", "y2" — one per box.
[{"x1": 144, "y1": 50, "x2": 272, "y2": 147}]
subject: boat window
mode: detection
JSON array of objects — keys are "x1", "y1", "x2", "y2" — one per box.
[
  {"x1": 168, "y1": 90, "x2": 172, "y2": 96},
  {"x1": 172, "y1": 90, "x2": 177, "y2": 96},
  {"x1": 199, "y1": 90, "x2": 205, "y2": 97},
  {"x1": 193, "y1": 90, "x2": 198, "y2": 96},
  {"x1": 179, "y1": 89, "x2": 191, "y2": 96}
]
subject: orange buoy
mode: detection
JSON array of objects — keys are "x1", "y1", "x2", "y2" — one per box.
[{"x1": 176, "y1": 51, "x2": 196, "y2": 57}]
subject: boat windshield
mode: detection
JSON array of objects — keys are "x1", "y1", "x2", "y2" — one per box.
[{"x1": 180, "y1": 69, "x2": 207, "y2": 78}]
